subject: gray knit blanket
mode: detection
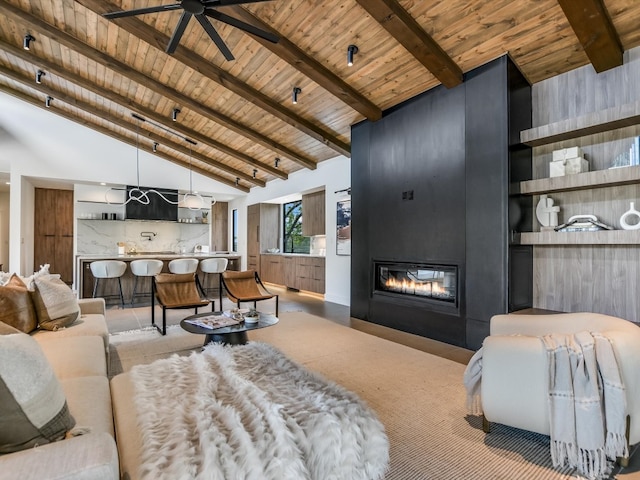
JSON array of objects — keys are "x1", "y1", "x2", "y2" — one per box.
[{"x1": 130, "y1": 342, "x2": 389, "y2": 480}]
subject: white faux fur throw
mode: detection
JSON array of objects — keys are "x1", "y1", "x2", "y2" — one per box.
[{"x1": 130, "y1": 342, "x2": 389, "y2": 480}]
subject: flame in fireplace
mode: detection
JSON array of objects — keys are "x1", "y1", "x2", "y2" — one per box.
[{"x1": 385, "y1": 277, "x2": 448, "y2": 296}]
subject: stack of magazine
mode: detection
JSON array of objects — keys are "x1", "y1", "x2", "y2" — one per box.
[{"x1": 184, "y1": 315, "x2": 240, "y2": 329}]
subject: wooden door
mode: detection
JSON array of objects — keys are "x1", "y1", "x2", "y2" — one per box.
[{"x1": 34, "y1": 188, "x2": 74, "y2": 284}]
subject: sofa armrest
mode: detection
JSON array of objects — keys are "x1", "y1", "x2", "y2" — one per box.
[
  {"x1": 78, "y1": 298, "x2": 106, "y2": 316},
  {"x1": 0, "y1": 432, "x2": 118, "y2": 480}
]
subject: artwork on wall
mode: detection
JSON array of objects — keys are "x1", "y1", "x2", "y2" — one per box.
[{"x1": 336, "y1": 199, "x2": 351, "y2": 255}]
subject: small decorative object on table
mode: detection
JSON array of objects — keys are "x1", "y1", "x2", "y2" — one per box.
[
  {"x1": 244, "y1": 308, "x2": 259, "y2": 324},
  {"x1": 201, "y1": 211, "x2": 209, "y2": 224}
]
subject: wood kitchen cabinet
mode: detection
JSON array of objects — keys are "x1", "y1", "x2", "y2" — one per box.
[
  {"x1": 302, "y1": 190, "x2": 325, "y2": 236},
  {"x1": 210, "y1": 201, "x2": 228, "y2": 252},
  {"x1": 247, "y1": 203, "x2": 279, "y2": 273},
  {"x1": 260, "y1": 255, "x2": 284, "y2": 285},
  {"x1": 34, "y1": 188, "x2": 74, "y2": 284},
  {"x1": 296, "y1": 256, "x2": 325, "y2": 294}
]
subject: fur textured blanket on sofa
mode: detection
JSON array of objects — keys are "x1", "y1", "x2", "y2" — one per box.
[{"x1": 129, "y1": 342, "x2": 389, "y2": 480}]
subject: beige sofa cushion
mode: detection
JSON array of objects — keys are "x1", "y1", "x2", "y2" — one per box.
[
  {"x1": 0, "y1": 333, "x2": 75, "y2": 453},
  {"x1": 31, "y1": 313, "x2": 109, "y2": 351},
  {"x1": 62, "y1": 376, "x2": 114, "y2": 438},
  {"x1": 38, "y1": 336, "x2": 107, "y2": 380},
  {"x1": 0, "y1": 275, "x2": 37, "y2": 333},
  {"x1": 0, "y1": 432, "x2": 119, "y2": 480},
  {"x1": 110, "y1": 373, "x2": 141, "y2": 480},
  {"x1": 32, "y1": 274, "x2": 80, "y2": 331}
]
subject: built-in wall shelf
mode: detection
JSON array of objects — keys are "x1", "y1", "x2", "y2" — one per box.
[
  {"x1": 518, "y1": 165, "x2": 640, "y2": 195},
  {"x1": 520, "y1": 101, "x2": 640, "y2": 147},
  {"x1": 518, "y1": 230, "x2": 640, "y2": 245}
]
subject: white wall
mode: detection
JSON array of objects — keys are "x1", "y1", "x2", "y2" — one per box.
[{"x1": 230, "y1": 156, "x2": 352, "y2": 306}]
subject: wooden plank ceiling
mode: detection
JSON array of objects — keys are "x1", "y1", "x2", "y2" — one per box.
[{"x1": 0, "y1": 0, "x2": 639, "y2": 192}]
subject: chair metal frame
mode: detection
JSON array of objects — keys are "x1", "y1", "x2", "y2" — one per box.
[
  {"x1": 221, "y1": 269, "x2": 278, "y2": 316},
  {"x1": 151, "y1": 272, "x2": 211, "y2": 335}
]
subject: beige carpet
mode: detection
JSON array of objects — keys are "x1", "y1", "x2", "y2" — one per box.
[{"x1": 109, "y1": 312, "x2": 594, "y2": 479}]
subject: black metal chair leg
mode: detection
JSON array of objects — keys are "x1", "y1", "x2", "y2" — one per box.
[
  {"x1": 162, "y1": 307, "x2": 167, "y2": 335},
  {"x1": 92, "y1": 278, "x2": 99, "y2": 299},
  {"x1": 118, "y1": 277, "x2": 125, "y2": 308},
  {"x1": 218, "y1": 273, "x2": 224, "y2": 311}
]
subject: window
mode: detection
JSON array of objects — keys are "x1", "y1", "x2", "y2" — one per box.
[
  {"x1": 232, "y1": 209, "x2": 238, "y2": 252},
  {"x1": 283, "y1": 200, "x2": 310, "y2": 254}
]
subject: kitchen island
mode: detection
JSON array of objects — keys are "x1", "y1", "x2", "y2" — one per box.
[{"x1": 76, "y1": 252, "x2": 241, "y2": 301}]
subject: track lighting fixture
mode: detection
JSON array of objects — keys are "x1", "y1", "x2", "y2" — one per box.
[
  {"x1": 252, "y1": 169, "x2": 257, "y2": 179},
  {"x1": 347, "y1": 44, "x2": 359, "y2": 67},
  {"x1": 235, "y1": 177, "x2": 240, "y2": 187},
  {"x1": 23, "y1": 34, "x2": 35, "y2": 50},
  {"x1": 274, "y1": 157, "x2": 280, "y2": 168},
  {"x1": 45, "y1": 95, "x2": 52, "y2": 108},
  {"x1": 35, "y1": 70, "x2": 45, "y2": 84},
  {"x1": 172, "y1": 108, "x2": 180, "y2": 122},
  {"x1": 152, "y1": 142, "x2": 158, "y2": 153},
  {"x1": 292, "y1": 87, "x2": 301, "y2": 104}
]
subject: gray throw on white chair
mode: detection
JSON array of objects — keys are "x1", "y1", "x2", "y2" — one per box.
[
  {"x1": 90, "y1": 260, "x2": 127, "y2": 308},
  {"x1": 130, "y1": 259, "x2": 163, "y2": 305},
  {"x1": 197, "y1": 257, "x2": 228, "y2": 311}
]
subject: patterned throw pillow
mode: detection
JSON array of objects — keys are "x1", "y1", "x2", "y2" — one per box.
[
  {"x1": 32, "y1": 275, "x2": 80, "y2": 331},
  {"x1": 0, "y1": 333, "x2": 75, "y2": 453},
  {"x1": 0, "y1": 275, "x2": 38, "y2": 333}
]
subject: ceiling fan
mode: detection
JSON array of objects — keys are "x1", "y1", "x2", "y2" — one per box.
[{"x1": 103, "y1": 0, "x2": 279, "y2": 61}]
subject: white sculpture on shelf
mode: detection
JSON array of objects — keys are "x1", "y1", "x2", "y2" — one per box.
[
  {"x1": 535, "y1": 195, "x2": 560, "y2": 228},
  {"x1": 620, "y1": 202, "x2": 640, "y2": 230}
]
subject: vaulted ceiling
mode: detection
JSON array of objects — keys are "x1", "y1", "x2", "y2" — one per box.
[{"x1": 0, "y1": 0, "x2": 639, "y2": 193}]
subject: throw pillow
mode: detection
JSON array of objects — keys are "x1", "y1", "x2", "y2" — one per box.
[
  {"x1": 32, "y1": 275, "x2": 80, "y2": 331},
  {"x1": 0, "y1": 321, "x2": 20, "y2": 335},
  {"x1": 0, "y1": 333, "x2": 75, "y2": 453},
  {"x1": 0, "y1": 275, "x2": 38, "y2": 333}
]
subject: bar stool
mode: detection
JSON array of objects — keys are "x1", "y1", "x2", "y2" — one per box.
[
  {"x1": 168, "y1": 258, "x2": 199, "y2": 274},
  {"x1": 130, "y1": 259, "x2": 163, "y2": 305},
  {"x1": 198, "y1": 258, "x2": 228, "y2": 310},
  {"x1": 90, "y1": 260, "x2": 127, "y2": 308}
]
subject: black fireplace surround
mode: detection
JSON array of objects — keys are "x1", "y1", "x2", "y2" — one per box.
[{"x1": 350, "y1": 55, "x2": 533, "y2": 350}]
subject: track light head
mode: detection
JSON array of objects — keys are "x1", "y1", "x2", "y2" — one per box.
[
  {"x1": 292, "y1": 87, "x2": 301, "y2": 104},
  {"x1": 152, "y1": 142, "x2": 158, "y2": 153},
  {"x1": 235, "y1": 177, "x2": 240, "y2": 187},
  {"x1": 45, "y1": 95, "x2": 52, "y2": 108},
  {"x1": 172, "y1": 108, "x2": 180, "y2": 122},
  {"x1": 274, "y1": 157, "x2": 280, "y2": 168},
  {"x1": 347, "y1": 44, "x2": 359, "y2": 67},
  {"x1": 23, "y1": 34, "x2": 35, "y2": 50},
  {"x1": 252, "y1": 169, "x2": 257, "y2": 179},
  {"x1": 35, "y1": 70, "x2": 45, "y2": 84}
]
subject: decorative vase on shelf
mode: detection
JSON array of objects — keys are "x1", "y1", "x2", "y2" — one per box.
[
  {"x1": 202, "y1": 211, "x2": 209, "y2": 224},
  {"x1": 620, "y1": 202, "x2": 640, "y2": 230}
]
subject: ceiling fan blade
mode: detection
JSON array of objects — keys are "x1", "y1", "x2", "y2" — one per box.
[
  {"x1": 103, "y1": 4, "x2": 182, "y2": 19},
  {"x1": 204, "y1": 10, "x2": 279, "y2": 43},
  {"x1": 166, "y1": 12, "x2": 193, "y2": 54},
  {"x1": 195, "y1": 14, "x2": 235, "y2": 61}
]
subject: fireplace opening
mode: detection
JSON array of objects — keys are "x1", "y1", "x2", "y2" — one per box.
[{"x1": 374, "y1": 262, "x2": 457, "y2": 304}]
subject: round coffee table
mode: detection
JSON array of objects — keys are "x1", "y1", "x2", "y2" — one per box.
[{"x1": 180, "y1": 311, "x2": 279, "y2": 346}]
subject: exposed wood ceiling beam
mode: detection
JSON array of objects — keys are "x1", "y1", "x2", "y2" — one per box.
[
  {"x1": 556, "y1": 0, "x2": 623, "y2": 73},
  {"x1": 76, "y1": 0, "x2": 351, "y2": 158},
  {"x1": 0, "y1": 84, "x2": 250, "y2": 193},
  {"x1": 0, "y1": 38, "x2": 286, "y2": 181},
  {"x1": 0, "y1": 65, "x2": 254, "y2": 190},
  {"x1": 355, "y1": 0, "x2": 463, "y2": 88},
  {"x1": 0, "y1": 1, "x2": 317, "y2": 170},
  {"x1": 224, "y1": 5, "x2": 382, "y2": 122}
]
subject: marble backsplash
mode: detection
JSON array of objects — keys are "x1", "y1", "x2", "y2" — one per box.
[{"x1": 77, "y1": 220, "x2": 210, "y2": 255}]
